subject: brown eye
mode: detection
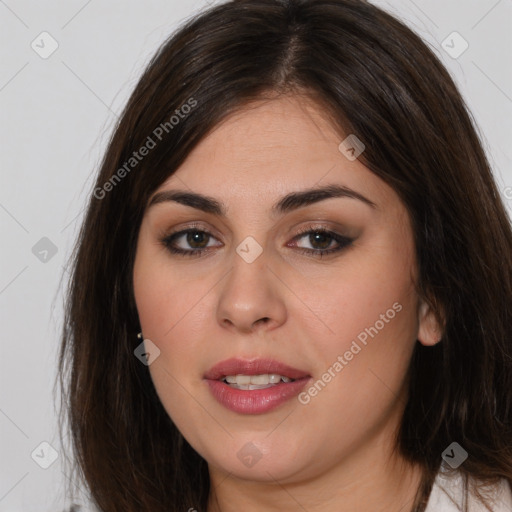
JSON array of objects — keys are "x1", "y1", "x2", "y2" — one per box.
[
  {"x1": 161, "y1": 229, "x2": 221, "y2": 256},
  {"x1": 291, "y1": 228, "x2": 353, "y2": 257},
  {"x1": 305, "y1": 231, "x2": 334, "y2": 250},
  {"x1": 185, "y1": 231, "x2": 210, "y2": 248}
]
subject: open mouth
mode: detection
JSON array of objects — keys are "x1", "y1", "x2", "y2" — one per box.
[
  {"x1": 221, "y1": 373, "x2": 294, "y2": 390},
  {"x1": 204, "y1": 357, "x2": 311, "y2": 414}
]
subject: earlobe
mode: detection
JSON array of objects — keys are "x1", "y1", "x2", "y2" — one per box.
[{"x1": 417, "y1": 300, "x2": 443, "y2": 346}]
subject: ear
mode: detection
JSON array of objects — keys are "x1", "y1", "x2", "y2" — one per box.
[{"x1": 417, "y1": 299, "x2": 443, "y2": 346}]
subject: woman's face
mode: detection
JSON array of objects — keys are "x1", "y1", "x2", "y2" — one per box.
[{"x1": 133, "y1": 95, "x2": 435, "y2": 484}]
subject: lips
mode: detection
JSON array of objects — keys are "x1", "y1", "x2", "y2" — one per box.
[{"x1": 204, "y1": 357, "x2": 311, "y2": 414}]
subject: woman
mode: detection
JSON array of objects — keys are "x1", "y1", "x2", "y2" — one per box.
[{"x1": 58, "y1": 0, "x2": 512, "y2": 510}]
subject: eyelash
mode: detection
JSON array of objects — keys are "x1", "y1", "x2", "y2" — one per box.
[{"x1": 160, "y1": 222, "x2": 353, "y2": 259}]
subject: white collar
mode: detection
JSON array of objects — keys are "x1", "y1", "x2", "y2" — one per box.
[{"x1": 424, "y1": 469, "x2": 512, "y2": 511}]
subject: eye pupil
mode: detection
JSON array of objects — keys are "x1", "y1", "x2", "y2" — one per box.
[
  {"x1": 187, "y1": 231, "x2": 209, "y2": 248},
  {"x1": 310, "y1": 232, "x2": 331, "y2": 249}
]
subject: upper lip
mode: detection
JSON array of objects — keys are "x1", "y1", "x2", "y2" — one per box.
[{"x1": 204, "y1": 358, "x2": 311, "y2": 381}]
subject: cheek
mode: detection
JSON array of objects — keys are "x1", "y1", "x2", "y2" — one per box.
[
  {"x1": 134, "y1": 237, "x2": 205, "y2": 339},
  {"x1": 288, "y1": 256, "x2": 418, "y2": 454},
  {"x1": 133, "y1": 252, "x2": 215, "y2": 431},
  {"x1": 133, "y1": 245, "x2": 216, "y2": 388},
  {"x1": 301, "y1": 236, "x2": 418, "y2": 364}
]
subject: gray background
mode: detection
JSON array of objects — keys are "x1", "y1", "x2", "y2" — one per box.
[{"x1": 1, "y1": 0, "x2": 511, "y2": 510}]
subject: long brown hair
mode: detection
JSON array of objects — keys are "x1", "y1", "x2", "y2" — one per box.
[{"x1": 57, "y1": 0, "x2": 512, "y2": 510}]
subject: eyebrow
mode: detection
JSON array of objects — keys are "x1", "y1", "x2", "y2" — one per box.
[{"x1": 147, "y1": 183, "x2": 377, "y2": 216}]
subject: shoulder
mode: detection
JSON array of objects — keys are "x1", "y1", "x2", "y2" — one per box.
[{"x1": 424, "y1": 469, "x2": 512, "y2": 512}]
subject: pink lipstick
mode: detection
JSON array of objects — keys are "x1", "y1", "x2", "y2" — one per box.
[{"x1": 204, "y1": 358, "x2": 311, "y2": 414}]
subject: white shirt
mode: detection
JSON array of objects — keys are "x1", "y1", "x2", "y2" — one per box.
[{"x1": 424, "y1": 470, "x2": 512, "y2": 511}]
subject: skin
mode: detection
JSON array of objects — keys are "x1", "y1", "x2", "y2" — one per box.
[{"x1": 132, "y1": 94, "x2": 441, "y2": 512}]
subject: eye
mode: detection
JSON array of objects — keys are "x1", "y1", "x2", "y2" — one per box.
[
  {"x1": 161, "y1": 227, "x2": 222, "y2": 257},
  {"x1": 289, "y1": 226, "x2": 353, "y2": 258}
]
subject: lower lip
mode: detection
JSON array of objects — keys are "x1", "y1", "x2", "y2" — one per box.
[{"x1": 205, "y1": 378, "x2": 311, "y2": 414}]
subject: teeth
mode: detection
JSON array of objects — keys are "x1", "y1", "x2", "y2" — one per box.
[
  {"x1": 223, "y1": 374, "x2": 294, "y2": 387},
  {"x1": 235, "y1": 375, "x2": 251, "y2": 385},
  {"x1": 251, "y1": 374, "x2": 273, "y2": 385}
]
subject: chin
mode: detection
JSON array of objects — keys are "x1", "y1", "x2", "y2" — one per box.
[{"x1": 202, "y1": 436, "x2": 314, "y2": 483}]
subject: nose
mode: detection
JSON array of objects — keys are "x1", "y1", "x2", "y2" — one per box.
[{"x1": 216, "y1": 249, "x2": 287, "y2": 334}]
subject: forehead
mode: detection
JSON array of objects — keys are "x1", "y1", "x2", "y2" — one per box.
[{"x1": 151, "y1": 95, "x2": 396, "y2": 217}]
